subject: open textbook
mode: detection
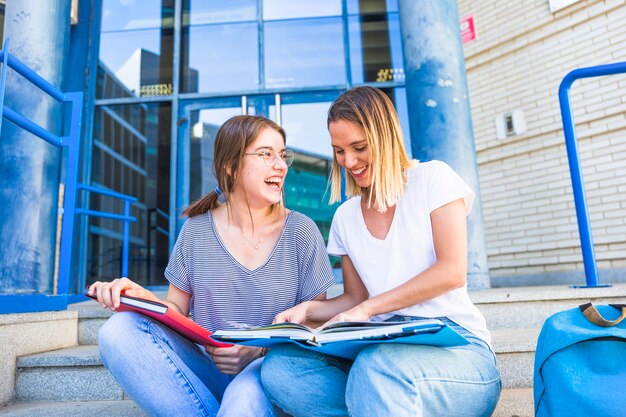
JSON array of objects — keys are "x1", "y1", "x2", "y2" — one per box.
[{"x1": 213, "y1": 319, "x2": 468, "y2": 360}]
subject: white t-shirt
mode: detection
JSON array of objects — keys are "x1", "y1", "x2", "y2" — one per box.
[{"x1": 327, "y1": 160, "x2": 491, "y2": 345}]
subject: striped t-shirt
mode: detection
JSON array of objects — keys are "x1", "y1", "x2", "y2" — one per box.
[{"x1": 164, "y1": 210, "x2": 335, "y2": 332}]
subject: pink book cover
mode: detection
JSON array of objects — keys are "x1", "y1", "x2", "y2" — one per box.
[{"x1": 86, "y1": 293, "x2": 231, "y2": 347}]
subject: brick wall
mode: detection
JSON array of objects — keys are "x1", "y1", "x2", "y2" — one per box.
[{"x1": 458, "y1": 0, "x2": 626, "y2": 284}]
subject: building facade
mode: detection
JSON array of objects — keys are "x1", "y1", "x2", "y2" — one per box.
[
  {"x1": 459, "y1": 0, "x2": 626, "y2": 285},
  {"x1": 1, "y1": 0, "x2": 625, "y2": 306}
]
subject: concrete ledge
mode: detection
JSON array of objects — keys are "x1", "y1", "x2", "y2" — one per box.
[
  {"x1": 0, "y1": 399, "x2": 147, "y2": 417},
  {"x1": 0, "y1": 311, "x2": 78, "y2": 406},
  {"x1": 469, "y1": 283, "x2": 626, "y2": 304},
  {"x1": 17, "y1": 345, "x2": 102, "y2": 368}
]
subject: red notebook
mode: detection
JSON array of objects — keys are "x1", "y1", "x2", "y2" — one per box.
[{"x1": 86, "y1": 293, "x2": 231, "y2": 347}]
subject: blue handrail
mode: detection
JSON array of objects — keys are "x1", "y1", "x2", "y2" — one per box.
[
  {"x1": 76, "y1": 184, "x2": 138, "y2": 277},
  {"x1": 558, "y1": 61, "x2": 626, "y2": 288},
  {"x1": 0, "y1": 39, "x2": 137, "y2": 312}
]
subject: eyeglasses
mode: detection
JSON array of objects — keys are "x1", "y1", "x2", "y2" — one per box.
[{"x1": 244, "y1": 149, "x2": 295, "y2": 167}]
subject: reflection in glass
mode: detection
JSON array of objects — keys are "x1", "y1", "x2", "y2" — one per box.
[
  {"x1": 275, "y1": 101, "x2": 338, "y2": 242},
  {"x1": 89, "y1": 103, "x2": 172, "y2": 287},
  {"x1": 98, "y1": 0, "x2": 174, "y2": 98},
  {"x1": 348, "y1": 8, "x2": 404, "y2": 84},
  {"x1": 183, "y1": 0, "x2": 256, "y2": 25},
  {"x1": 180, "y1": 22, "x2": 259, "y2": 94},
  {"x1": 347, "y1": 0, "x2": 399, "y2": 15},
  {"x1": 263, "y1": 0, "x2": 341, "y2": 21},
  {"x1": 0, "y1": 2, "x2": 5, "y2": 45},
  {"x1": 101, "y1": 0, "x2": 167, "y2": 32},
  {"x1": 188, "y1": 107, "x2": 243, "y2": 203},
  {"x1": 265, "y1": 18, "x2": 345, "y2": 89},
  {"x1": 274, "y1": 102, "x2": 333, "y2": 158},
  {"x1": 285, "y1": 151, "x2": 338, "y2": 244}
]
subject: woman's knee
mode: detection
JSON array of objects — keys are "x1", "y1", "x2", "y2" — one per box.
[
  {"x1": 98, "y1": 312, "x2": 143, "y2": 359},
  {"x1": 260, "y1": 344, "x2": 302, "y2": 396}
]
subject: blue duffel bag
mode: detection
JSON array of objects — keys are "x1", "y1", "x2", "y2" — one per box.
[{"x1": 534, "y1": 303, "x2": 626, "y2": 417}]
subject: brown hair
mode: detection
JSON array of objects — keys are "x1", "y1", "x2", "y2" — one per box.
[
  {"x1": 327, "y1": 86, "x2": 411, "y2": 212},
  {"x1": 182, "y1": 115, "x2": 286, "y2": 217}
]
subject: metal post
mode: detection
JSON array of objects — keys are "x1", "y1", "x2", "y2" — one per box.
[
  {"x1": 398, "y1": 0, "x2": 490, "y2": 289},
  {"x1": 0, "y1": 0, "x2": 72, "y2": 293},
  {"x1": 122, "y1": 200, "x2": 131, "y2": 277},
  {"x1": 557, "y1": 61, "x2": 626, "y2": 288}
]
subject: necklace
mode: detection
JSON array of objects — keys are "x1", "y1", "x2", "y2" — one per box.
[
  {"x1": 243, "y1": 222, "x2": 269, "y2": 250},
  {"x1": 246, "y1": 236, "x2": 264, "y2": 250}
]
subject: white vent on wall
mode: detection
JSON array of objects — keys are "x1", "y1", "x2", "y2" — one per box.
[
  {"x1": 496, "y1": 109, "x2": 526, "y2": 140},
  {"x1": 548, "y1": 0, "x2": 583, "y2": 13}
]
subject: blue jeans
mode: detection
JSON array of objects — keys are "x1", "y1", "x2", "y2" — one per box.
[
  {"x1": 261, "y1": 317, "x2": 502, "y2": 417},
  {"x1": 98, "y1": 311, "x2": 276, "y2": 417}
]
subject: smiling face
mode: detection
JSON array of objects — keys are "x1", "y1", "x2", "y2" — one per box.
[
  {"x1": 237, "y1": 127, "x2": 288, "y2": 208},
  {"x1": 329, "y1": 119, "x2": 372, "y2": 189}
]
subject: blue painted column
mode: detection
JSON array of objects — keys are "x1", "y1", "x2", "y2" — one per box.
[
  {"x1": 398, "y1": 0, "x2": 490, "y2": 289},
  {"x1": 0, "y1": 0, "x2": 72, "y2": 293}
]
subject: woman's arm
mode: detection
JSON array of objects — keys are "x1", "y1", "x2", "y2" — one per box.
[
  {"x1": 325, "y1": 198, "x2": 468, "y2": 324},
  {"x1": 164, "y1": 284, "x2": 192, "y2": 316}
]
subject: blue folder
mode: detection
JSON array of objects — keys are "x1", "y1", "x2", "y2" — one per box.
[{"x1": 214, "y1": 320, "x2": 468, "y2": 360}]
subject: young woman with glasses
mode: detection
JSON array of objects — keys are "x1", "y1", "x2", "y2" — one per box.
[
  {"x1": 261, "y1": 87, "x2": 502, "y2": 417},
  {"x1": 88, "y1": 115, "x2": 335, "y2": 417}
]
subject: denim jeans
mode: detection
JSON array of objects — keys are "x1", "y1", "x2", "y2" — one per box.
[
  {"x1": 261, "y1": 317, "x2": 502, "y2": 417},
  {"x1": 98, "y1": 311, "x2": 276, "y2": 417}
]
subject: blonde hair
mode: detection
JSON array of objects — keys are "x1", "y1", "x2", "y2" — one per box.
[
  {"x1": 182, "y1": 115, "x2": 286, "y2": 218},
  {"x1": 327, "y1": 86, "x2": 411, "y2": 212}
]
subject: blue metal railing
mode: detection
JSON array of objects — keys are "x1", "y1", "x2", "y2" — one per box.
[
  {"x1": 558, "y1": 61, "x2": 626, "y2": 288},
  {"x1": 0, "y1": 40, "x2": 136, "y2": 313},
  {"x1": 76, "y1": 184, "x2": 137, "y2": 277}
]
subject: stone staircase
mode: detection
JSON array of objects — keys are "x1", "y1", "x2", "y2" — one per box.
[{"x1": 2, "y1": 284, "x2": 625, "y2": 416}]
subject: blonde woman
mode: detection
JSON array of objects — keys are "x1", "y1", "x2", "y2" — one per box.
[
  {"x1": 89, "y1": 115, "x2": 334, "y2": 417},
  {"x1": 261, "y1": 87, "x2": 501, "y2": 417}
]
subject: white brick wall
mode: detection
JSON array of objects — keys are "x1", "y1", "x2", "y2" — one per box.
[{"x1": 459, "y1": 0, "x2": 626, "y2": 281}]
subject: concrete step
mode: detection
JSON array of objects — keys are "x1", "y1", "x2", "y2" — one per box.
[
  {"x1": 493, "y1": 388, "x2": 534, "y2": 417},
  {"x1": 53, "y1": 285, "x2": 621, "y2": 403},
  {"x1": 0, "y1": 400, "x2": 147, "y2": 417},
  {"x1": 492, "y1": 327, "x2": 540, "y2": 388},
  {"x1": 470, "y1": 283, "x2": 626, "y2": 330},
  {"x1": 1, "y1": 389, "x2": 533, "y2": 417},
  {"x1": 15, "y1": 345, "x2": 124, "y2": 402},
  {"x1": 74, "y1": 307, "x2": 111, "y2": 345},
  {"x1": 14, "y1": 327, "x2": 538, "y2": 405}
]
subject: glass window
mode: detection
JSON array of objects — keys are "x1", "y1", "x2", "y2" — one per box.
[
  {"x1": 98, "y1": 0, "x2": 174, "y2": 98},
  {"x1": 0, "y1": 3, "x2": 5, "y2": 45},
  {"x1": 180, "y1": 22, "x2": 259, "y2": 93},
  {"x1": 188, "y1": 106, "x2": 243, "y2": 203},
  {"x1": 347, "y1": 0, "x2": 398, "y2": 15},
  {"x1": 184, "y1": 0, "x2": 256, "y2": 25},
  {"x1": 263, "y1": 0, "x2": 341, "y2": 20},
  {"x1": 348, "y1": 12, "x2": 404, "y2": 84},
  {"x1": 275, "y1": 101, "x2": 333, "y2": 158},
  {"x1": 265, "y1": 17, "x2": 345, "y2": 89},
  {"x1": 88, "y1": 103, "x2": 171, "y2": 287},
  {"x1": 274, "y1": 100, "x2": 339, "y2": 241}
]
